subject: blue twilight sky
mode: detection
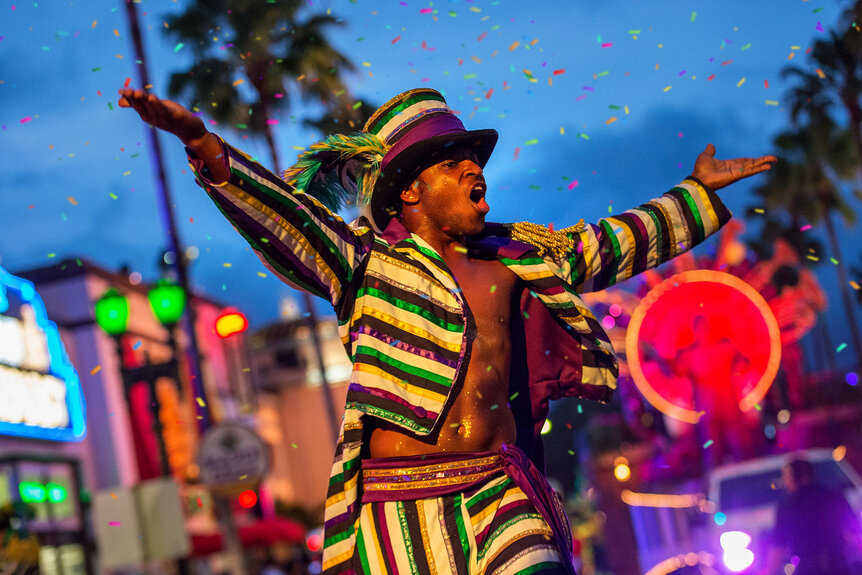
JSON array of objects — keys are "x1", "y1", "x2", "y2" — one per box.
[{"x1": 1, "y1": 1, "x2": 859, "y2": 368}]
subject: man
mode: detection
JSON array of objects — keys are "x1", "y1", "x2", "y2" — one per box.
[
  {"x1": 763, "y1": 457, "x2": 861, "y2": 575},
  {"x1": 119, "y1": 86, "x2": 774, "y2": 574}
]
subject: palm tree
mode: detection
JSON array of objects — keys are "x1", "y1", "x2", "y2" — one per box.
[
  {"x1": 851, "y1": 252, "x2": 862, "y2": 306},
  {"x1": 164, "y1": 0, "x2": 366, "y2": 172},
  {"x1": 783, "y1": 28, "x2": 862, "y2": 175},
  {"x1": 163, "y1": 0, "x2": 372, "y2": 443},
  {"x1": 748, "y1": 116, "x2": 862, "y2": 366}
]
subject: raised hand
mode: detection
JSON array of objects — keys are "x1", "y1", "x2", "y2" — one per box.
[
  {"x1": 118, "y1": 88, "x2": 228, "y2": 182},
  {"x1": 118, "y1": 89, "x2": 206, "y2": 146},
  {"x1": 691, "y1": 144, "x2": 777, "y2": 191}
]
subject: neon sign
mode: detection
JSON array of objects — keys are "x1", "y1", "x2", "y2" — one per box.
[{"x1": 0, "y1": 266, "x2": 86, "y2": 441}]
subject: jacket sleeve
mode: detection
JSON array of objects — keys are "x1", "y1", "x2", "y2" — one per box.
[
  {"x1": 187, "y1": 137, "x2": 374, "y2": 307},
  {"x1": 564, "y1": 176, "x2": 731, "y2": 293}
]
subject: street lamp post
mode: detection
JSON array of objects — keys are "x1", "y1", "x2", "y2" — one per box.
[{"x1": 94, "y1": 281, "x2": 187, "y2": 478}]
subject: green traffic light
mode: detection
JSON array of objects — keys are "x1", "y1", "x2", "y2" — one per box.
[
  {"x1": 19, "y1": 481, "x2": 46, "y2": 503},
  {"x1": 47, "y1": 483, "x2": 67, "y2": 503},
  {"x1": 94, "y1": 288, "x2": 129, "y2": 336},
  {"x1": 147, "y1": 279, "x2": 186, "y2": 326}
]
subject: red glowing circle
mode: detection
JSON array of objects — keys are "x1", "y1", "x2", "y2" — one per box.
[
  {"x1": 626, "y1": 270, "x2": 781, "y2": 423},
  {"x1": 238, "y1": 489, "x2": 258, "y2": 508},
  {"x1": 306, "y1": 532, "x2": 323, "y2": 552}
]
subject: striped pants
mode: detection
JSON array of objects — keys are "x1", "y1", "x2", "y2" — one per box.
[{"x1": 353, "y1": 449, "x2": 572, "y2": 575}]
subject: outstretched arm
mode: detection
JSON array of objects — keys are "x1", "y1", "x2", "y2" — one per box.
[
  {"x1": 562, "y1": 145, "x2": 776, "y2": 292},
  {"x1": 118, "y1": 89, "x2": 230, "y2": 183},
  {"x1": 117, "y1": 88, "x2": 373, "y2": 307}
]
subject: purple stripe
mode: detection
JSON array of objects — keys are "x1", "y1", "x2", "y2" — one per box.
[
  {"x1": 214, "y1": 198, "x2": 331, "y2": 296},
  {"x1": 380, "y1": 113, "x2": 466, "y2": 171},
  {"x1": 352, "y1": 325, "x2": 459, "y2": 368},
  {"x1": 374, "y1": 503, "x2": 400, "y2": 571},
  {"x1": 362, "y1": 450, "x2": 502, "y2": 503},
  {"x1": 223, "y1": 141, "x2": 367, "y2": 250},
  {"x1": 324, "y1": 504, "x2": 357, "y2": 531},
  {"x1": 350, "y1": 383, "x2": 440, "y2": 420}
]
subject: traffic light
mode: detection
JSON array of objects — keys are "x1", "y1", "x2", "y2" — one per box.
[
  {"x1": 238, "y1": 489, "x2": 258, "y2": 509},
  {"x1": 215, "y1": 309, "x2": 248, "y2": 338}
]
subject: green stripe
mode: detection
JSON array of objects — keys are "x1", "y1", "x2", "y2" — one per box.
[
  {"x1": 466, "y1": 478, "x2": 510, "y2": 510},
  {"x1": 453, "y1": 494, "x2": 470, "y2": 569},
  {"x1": 234, "y1": 165, "x2": 354, "y2": 281},
  {"x1": 636, "y1": 206, "x2": 664, "y2": 265},
  {"x1": 600, "y1": 219, "x2": 622, "y2": 286},
  {"x1": 368, "y1": 92, "x2": 446, "y2": 135},
  {"x1": 499, "y1": 256, "x2": 545, "y2": 266},
  {"x1": 396, "y1": 502, "x2": 420, "y2": 575},
  {"x1": 327, "y1": 456, "x2": 360, "y2": 486},
  {"x1": 356, "y1": 345, "x2": 453, "y2": 386},
  {"x1": 674, "y1": 186, "x2": 705, "y2": 242},
  {"x1": 358, "y1": 286, "x2": 464, "y2": 332},
  {"x1": 405, "y1": 239, "x2": 446, "y2": 263},
  {"x1": 208, "y1": 191, "x2": 327, "y2": 299},
  {"x1": 354, "y1": 526, "x2": 371, "y2": 574},
  {"x1": 323, "y1": 526, "x2": 353, "y2": 549}
]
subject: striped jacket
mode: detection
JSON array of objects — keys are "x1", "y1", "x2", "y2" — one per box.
[{"x1": 189, "y1": 139, "x2": 731, "y2": 574}]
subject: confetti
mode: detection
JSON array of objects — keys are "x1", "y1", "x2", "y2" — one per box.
[
  {"x1": 232, "y1": 79, "x2": 244, "y2": 86},
  {"x1": 800, "y1": 224, "x2": 812, "y2": 231},
  {"x1": 509, "y1": 41, "x2": 520, "y2": 51},
  {"x1": 67, "y1": 197, "x2": 78, "y2": 206},
  {"x1": 90, "y1": 365, "x2": 102, "y2": 375},
  {"x1": 568, "y1": 180, "x2": 579, "y2": 190},
  {"x1": 20, "y1": 117, "x2": 32, "y2": 124},
  {"x1": 737, "y1": 77, "x2": 746, "y2": 87},
  {"x1": 703, "y1": 440, "x2": 714, "y2": 449},
  {"x1": 109, "y1": 521, "x2": 121, "y2": 526},
  {"x1": 196, "y1": 397, "x2": 206, "y2": 407},
  {"x1": 524, "y1": 139, "x2": 539, "y2": 145},
  {"x1": 836, "y1": 343, "x2": 847, "y2": 353},
  {"x1": 765, "y1": 100, "x2": 778, "y2": 106},
  {"x1": 392, "y1": 35, "x2": 401, "y2": 44}
]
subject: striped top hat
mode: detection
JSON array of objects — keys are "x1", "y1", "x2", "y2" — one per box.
[{"x1": 283, "y1": 88, "x2": 498, "y2": 231}]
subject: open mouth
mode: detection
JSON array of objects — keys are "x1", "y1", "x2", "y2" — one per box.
[{"x1": 469, "y1": 182, "x2": 487, "y2": 203}]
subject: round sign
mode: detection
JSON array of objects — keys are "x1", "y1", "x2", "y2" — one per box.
[
  {"x1": 197, "y1": 422, "x2": 270, "y2": 496},
  {"x1": 625, "y1": 270, "x2": 781, "y2": 423}
]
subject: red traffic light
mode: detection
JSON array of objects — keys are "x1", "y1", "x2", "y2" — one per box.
[
  {"x1": 216, "y1": 309, "x2": 248, "y2": 338},
  {"x1": 238, "y1": 489, "x2": 258, "y2": 509}
]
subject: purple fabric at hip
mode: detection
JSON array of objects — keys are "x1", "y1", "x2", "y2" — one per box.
[
  {"x1": 360, "y1": 444, "x2": 576, "y2": 574},
  {"x1": 379, "y1": 113, "x2": 466, "y2": 171}
]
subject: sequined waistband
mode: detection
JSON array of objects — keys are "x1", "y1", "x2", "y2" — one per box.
[{"x1": 361, "y1": 452, "x2": 504, "y2": 501}]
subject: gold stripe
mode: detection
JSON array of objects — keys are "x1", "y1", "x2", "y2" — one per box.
[
  {"x1": 363, "y1": 455, "x2": 501, "y2": 478},
  {"x1": 352, "y1": 363, "x2": 449, "y2": 404},
  {"x1": 351, "y1": 305, "x2": 463, "y2": 352},
  {"x1": 363, "y1": 469, "x2": 498, "y2": 491},
  {"x1": 417, "y1": 500, "x2": 438, "y2": 574},
  {"x1": 225, "y1": 184, "x2": 343, "y2": 297},
  {"x1": 605, "y1": 216, "x2": 637, "y2": 281},
  {"x1": 322, "y1": 549, "x2": 354, "y2": 572},
  {"x1": 686, "y1": 179, "x2": 720, "y2": 232}
]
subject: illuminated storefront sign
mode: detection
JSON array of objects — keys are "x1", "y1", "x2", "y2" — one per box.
[{"x1": 0, "y1": 266, "x2": 86, "y2": 441}]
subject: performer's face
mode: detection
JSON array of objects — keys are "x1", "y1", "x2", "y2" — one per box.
[{"x1": 401, "y1": 148, "x2": 488, "y2": 238}]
